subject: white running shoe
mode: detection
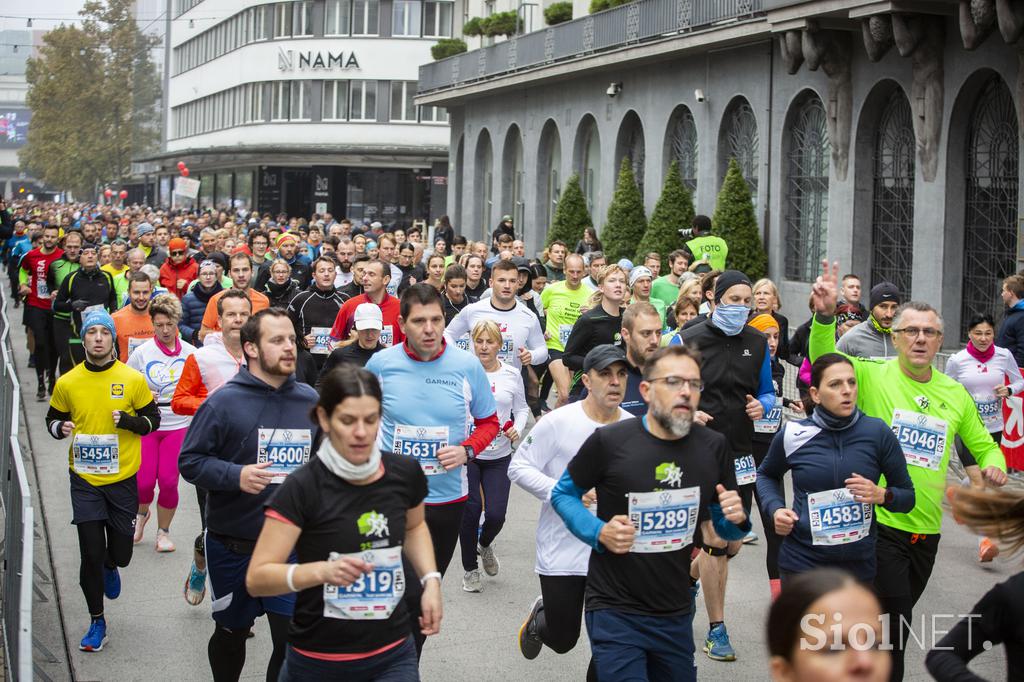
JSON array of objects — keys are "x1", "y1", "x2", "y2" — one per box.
[
  {"x1": 462, "y1": 569, "x2": 482, "y2": 593},
  {"x1": 155, "y1": 530, "x2": 176, "y2": 553},
  {"x1": 133, "y1": 510, "x2": 150, "y2": 544}
]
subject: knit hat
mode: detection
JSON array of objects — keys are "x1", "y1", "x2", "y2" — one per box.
[
  {"x1": 168, "y1": 237, "x2": 188, "y2": 252},
  {"x1": 276, "y1": 232, "x2": 297, "y2": 248},
  {"x1": 80, "y1": 310, "x2": 116, "y2": 342},
  {"x1": 136, "y1": 222, "x2": 154, "y2": 236},
  {"x1": 747, "y1": 314, "x2": 778, "y2": 333},
  {"x1": 617, "y1": 258, "x2": 634, "y2": 272},
  {"x1": 869, "y1": 282, "x2": 901, "y2": 311},
  {"x1": 628, "y1": 266, "x2": 653, "y2": 288},
  {"x1": 714, "y1": 270, "x2": 752, "y2": 303},
  {"x1": 199, "y1": 259, "x2": 218, "y2": 274}
]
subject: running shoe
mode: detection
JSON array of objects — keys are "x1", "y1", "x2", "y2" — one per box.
[
  {"x1": 102, "y1": 566, "x2": 121, "y2": 600},
  {"x1": 155, "y1": 529, "x2": 175, "y2": 553},
  {"x1": 462, "y1": 569, "x2": 482, "y2": 593},
  {"x1": 704, "y1": 623, "x2": 737, "y2": 661},
  {"x1": 184, "y1": 562, "x2": 207, "y2": 606},
  {"x1": 741, "y1": 529, "x2": 758, "y2": 544},
  {"x1": 979, "y1": 537, "x2": 1000, "y2": 563},
  {"x1": 133, "y1": 510, "x2": 151, "y2": 544},
  {"x1": 518, "y1": 596, "x2": 544, "y2": 660},
  {"x1": 79, "y1": 618, "x2": 108, "y2": 652},
  {"x1": 479, "y1": 543, "x2": 499, "y2": 576},
  {"x1": 35, "y1": 383, "x2": 45, "y2": 402}
]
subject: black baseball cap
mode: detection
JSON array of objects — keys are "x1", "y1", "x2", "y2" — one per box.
[{"x1": 583, "y1": 344, "x2": 628, "y2": 373}]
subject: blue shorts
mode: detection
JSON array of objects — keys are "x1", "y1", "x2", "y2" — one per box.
[
  {"x1": 586, "y1": 608, "x2": 696, "y2": 682},
  {"x1": 206, "y1": 532, "x2": 295, "y2": 630}
]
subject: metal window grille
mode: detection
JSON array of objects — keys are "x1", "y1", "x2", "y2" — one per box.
[
  {"x1": 669, "y1": 107, "x2": 698, "y2": 194},
  {"x1": 624, "y1": 123, "x2": 645, "y2": 196},
  {"x1": 870, "y1": 93, "x2": 915, "y2": 297},
  {"x1": 725, "y1": 100, "x2": 759, "y2": 208},
  {"x1": 961, "y1": 75, "x2": 1020, "y2": 339},
  {"x1": 784, "y1": 95, "x2": 830, "y2": 282}
]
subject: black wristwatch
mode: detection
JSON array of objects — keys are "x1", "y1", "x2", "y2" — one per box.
[
  {"x1": 464, "y1": 445, "x2": 476, "y2": 461},
  {"x1": 883, "y1": 488, "x2": 894, "y2": 505}
]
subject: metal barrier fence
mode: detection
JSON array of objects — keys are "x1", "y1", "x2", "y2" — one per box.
[
  {"x1": 418, "y1": 0, "x2": 765, "y2": 93},
  {"x1": 0, "y1": 291, "x2": 32, "y2": 682}
]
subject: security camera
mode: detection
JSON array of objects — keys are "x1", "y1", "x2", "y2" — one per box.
[
  {"x1": 694, "y1": 89, "x2": 705, "y2": 103},
  {"x1": 606, "y1": 82, "x2": 622, "y2": 98}
]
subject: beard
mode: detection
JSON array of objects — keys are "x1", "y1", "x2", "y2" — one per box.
[
  {"x1": 651, "y1": 401, "x2": 692, "y2": 438},
  {"x1": 259, "y1": 356, "x2": 295, "y2": 377}
]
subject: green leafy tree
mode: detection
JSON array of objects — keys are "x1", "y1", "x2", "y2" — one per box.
[
  {"x1": 635, "y1": 160, "x2": 694, "y2": 265},
  {"x1": 431, "y1": 38, "x2": 468, "y2": 60},
  {"x1": 21, "y1": 0, "x2": 160, "y2": 197},
  {"x1": 601, "y1": 157, "x2": 647, "y2": 262},
  {"x1": 546, "y1": 173, "x2": 592, "y2": 248},
  {"x1": 713, "y1": 158, "x2": 768, "y2": 280}
]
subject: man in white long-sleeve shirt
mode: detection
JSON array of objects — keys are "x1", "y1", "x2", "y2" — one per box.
[
  {"x1": 509, "y1": 344, "x2": 632, "y2": 668},
  {"x1": 444, "y1": 259, "x2": 548, "y2": 370}
]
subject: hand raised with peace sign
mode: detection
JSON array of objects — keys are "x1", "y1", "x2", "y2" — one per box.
[{"x1": 811, "y1": 259, "x2": 840, "y2": 317}]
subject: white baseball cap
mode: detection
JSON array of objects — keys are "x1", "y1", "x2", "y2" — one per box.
[{"x1": 354, "y1": 303, "x2": 383, "y2": 331}]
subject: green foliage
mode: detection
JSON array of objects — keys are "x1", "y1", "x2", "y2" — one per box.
[
  {"x1": 635, "y1": 160, "x2": 694, "y2": 266},
  {"x1": 480, "y1": 11, "x2": 522, "y2": 37},
  {"x1": 431, "y1": 38, "x2": 468, "y2": 60},
  {"x1": 21, "y1": 0, "x2": 160, "y2": 197},
  {"x1": 544, "y1": 1, "x2": 574, "y2": 25},
  {"x1": 547, "y1": 173, "x2": 592, "y2": 248},
  {"x1": 713, "y1": 158, "x2": 768, "y2": 280},
  {"x1": 601, "y1": 157, "x2": 648, "y2": 263},
  {"x1": 590, "y1": 0, "x2": 634, "y2": 13},
  {"x1": 462, "y1": 17, "x2": 483, "y2": 36}
]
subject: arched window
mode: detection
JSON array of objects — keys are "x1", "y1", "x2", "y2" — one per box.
[
  {"x1": 453, "y1": 135, "x2": 464, "y2": 230},
  {"x1": 720, "y1": 98, "x2": 759, "y2": 208},
  {"x1": 616, "y1": 112, "x2": 645, "y2": 196},
  {"x1": 870, "y1": 92, "x2": 915, "y2": 297},
  {"x1": 503, "y1": 126, "x2": 525, "y2": 232},
  {"x1": 668, "y1": 106, "x2": 698, "y2": 193},
  {"x1": 961, "y1": 75, "x2": 1019, "y2": 337},
  {"x1": 537, "y1": 121, "x2": 562, "y2": 231},
  {"x1": 784, "y1": 93, "x2": 830, "y2": 282},
  {"x1": 577, "y1": 117, "x2": 601, "y2": 217},
  {"x1": 475, "y1": 130, "x2": 493, "y2": 239}
]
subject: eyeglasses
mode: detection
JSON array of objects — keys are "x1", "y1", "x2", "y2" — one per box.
[
  {"x1": 170, "y1": 250, "x2": 185, "y2": 256},
  {"x1": 647, "y1": 376, "x2": 703, "y2": 392},
  {"x1": 893, "y1": 327, "x2": 941, "y2": 339}
]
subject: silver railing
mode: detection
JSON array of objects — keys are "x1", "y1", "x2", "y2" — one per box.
[
  {"x1": 0, "y1": 288, "x2": 32, "y2": 682},
  {"x1": 419, "y1": 0, "x2": 765, "y2": 93}
]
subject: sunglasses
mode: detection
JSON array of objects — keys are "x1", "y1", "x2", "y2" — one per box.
[{"x1": 170, "y1": 250, "x2": 185, "y2": 256}]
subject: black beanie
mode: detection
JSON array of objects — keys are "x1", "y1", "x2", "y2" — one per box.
[
  {"x1": 869, "y1": 282, "x2": 901, "y2": 310},
  {"x1": 714, "y1": 270, "x2": 752, "y2": 303}
]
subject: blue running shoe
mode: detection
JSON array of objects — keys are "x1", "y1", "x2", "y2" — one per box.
[
  {"x1": 184, "y1": 561, "x2": 207, "y2": 606},
  {"x1": 704, "y1": 623, "x2": 737, "y2": 661},
  {"x1": 79, "y1": 618, "x2": 107, "y2": 652},
  {"x1": 103, "y1": 566, "x2": 121, "y2": 600}
]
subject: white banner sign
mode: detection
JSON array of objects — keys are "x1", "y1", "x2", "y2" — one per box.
[{"x1": 174, "y1": 177, "x2": 200, "y2": 199}]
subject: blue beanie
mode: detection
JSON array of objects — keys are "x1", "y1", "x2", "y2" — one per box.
[{"x1": 80, "y1": 310, "x2": 117, "y2": 342}]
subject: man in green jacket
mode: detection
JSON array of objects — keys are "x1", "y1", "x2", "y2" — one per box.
[
  {"x1": 684, "y1": 215, "x2": 728, "y2": 271},
  {"x1": 48, "y1": 230, "x2": 82, "y2": 375},
  {"x1": 808, "y1": 259, "x2": 1006, "y2": 682}
]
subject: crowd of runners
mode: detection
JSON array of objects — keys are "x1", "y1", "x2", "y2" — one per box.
[{"x1": 3, "y1": 198, "x2": 1023, "y2": 681}]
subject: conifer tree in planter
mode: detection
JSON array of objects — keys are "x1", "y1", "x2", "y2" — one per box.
[
  {"x1": 713, "y1": 158, "x2": 768, "y2": 280},
  {"x1": 431, "y1": 38, "x2": 468, "y2": 60},
  {"x1": 546, "y1": 173, "x2": 592, "y2": 247},
  {"x1": 601, "y1": 157, "x2": 648, "y2": 263},
  {"x1": 635, "y1": 160, "x2": 694, "y2": 265}
]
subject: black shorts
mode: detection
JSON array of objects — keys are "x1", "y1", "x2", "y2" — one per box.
[{"x1": 69, "y1": 470, "x2": 138, "y2": 537}]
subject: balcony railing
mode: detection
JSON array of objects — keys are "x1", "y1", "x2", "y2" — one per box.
[{"x1": 419, "y1": 0, "x2": 764, "y2": 94}]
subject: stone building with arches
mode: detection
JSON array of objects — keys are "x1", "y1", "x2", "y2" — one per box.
[{"x1": 417, "y1": 0, "x2": 1024, "y2": 338}]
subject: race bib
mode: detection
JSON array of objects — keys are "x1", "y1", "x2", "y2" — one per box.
[
  {"x1": 379, "y1": 325, "x2": 394, "y2": 348},
  {"x1": 754, "y1": 406, "x2": 783, "y2": 434},
  {"x1": 393, "y1": 424, "x2": 448, "y2": 475},
  {"x1": 498, "y1": 333, "x2": 515, "y2": 364},
  {"x1": 455, "y1": 334, "x2": 470, "y2": 352},
  {"x1": 36, "y1": 277, "x2": 48, "y2": 298},
  {"x1": 734, "y1": 454, "x2": 757, "y2": 485},
  {"x1": 974, "y1": 395, "x2": 1002, "y2": 431},
  {"x1": 807, "y1": 487, "x2": 872, "y2": 546},
  {"x1": 385, "y1": 280, "x2": 399, "y2": 297},
  {"x1": 558, "y1": 324, "x2": 573, "y2": 348},
  {"x1": 891, "y1": 409, "x2": 947, "y2": 471},
  {"x1": 310, "y1": 327, "x2": 332, "y2": 355},
  {"x1": 323, "y1": 547, "x2": 405, "y2": 620},
  {"x1": 73, "y1": 433, "x2": 119, "y2": 475},
  {"x1": 127, "y1": 336, "x2": 147, "y2": 358},
  {"x1": 627, "y1": 486, "x2": 700, "y2": 553},
  {"x1": 256, "y1": 428, "x2": 312, "y2": 482}
]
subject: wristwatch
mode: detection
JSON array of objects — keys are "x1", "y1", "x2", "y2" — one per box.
[
  {"x1": 464, "y1": 445, "x2": 476, "y2": 461},
  {"x1": 883, "y1": 488, "x2": 894, "y2": 505}
]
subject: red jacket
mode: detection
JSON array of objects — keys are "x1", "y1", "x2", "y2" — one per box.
[{"x1": 159, "y1": 256, "x2": 199, "y2": 299}]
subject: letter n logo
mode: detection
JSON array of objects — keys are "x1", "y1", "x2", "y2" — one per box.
[{"x1": 277, "y1": 48, "x2": 293, "y2": 71}]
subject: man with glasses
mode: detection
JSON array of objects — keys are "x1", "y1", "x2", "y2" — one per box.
[
  {"x1": 550, "y1": 345, "x2": 749, "y2": 681},
  {"x1": 247, "y1": 229, "x2": 270, "y2": 269},
  {"x1": 101, "y1": 240, "x2": 129, "y2": 279},
  {"x1": 808, "y1": 260, "x2": 1007, "y2": 682},
  {"x1": 837, "y1": 281, "x2": 901, "y2": 360}
]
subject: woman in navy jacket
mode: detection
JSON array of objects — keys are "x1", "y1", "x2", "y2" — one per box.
[{"x1": 756, "y1": 353, "x2": 915, "y2": 584}]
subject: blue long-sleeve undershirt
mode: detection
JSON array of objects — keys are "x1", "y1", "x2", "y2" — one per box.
[
  {"x1": 756, "y1": 347, "x2": 776, "y2": 416},
  {"x1": 550, "y1": 469, "x2": 606, "y2": 551}
]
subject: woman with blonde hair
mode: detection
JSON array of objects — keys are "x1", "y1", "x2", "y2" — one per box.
[
  {"x1": 459, "y1": 320, "x2": 529, "y2": 593},
  {"x1": 926, "y1": 487, "x2": 1024, "y2": 679},
  {"x1": 753, "y1": 277, "x2": 791, "y2": 362}
]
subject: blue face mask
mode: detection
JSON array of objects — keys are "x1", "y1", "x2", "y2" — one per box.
[{"x1": 712, "y1": 304, "x2": 751, "y2": 336}]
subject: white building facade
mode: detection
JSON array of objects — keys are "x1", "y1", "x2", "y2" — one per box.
[{"x1": 142, "y1": 0, "x2": 452, "y2": 225}]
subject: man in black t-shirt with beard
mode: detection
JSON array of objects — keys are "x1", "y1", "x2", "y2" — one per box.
[{"x1": 551, "y1": 345, "x2": 749, "y2": 681}]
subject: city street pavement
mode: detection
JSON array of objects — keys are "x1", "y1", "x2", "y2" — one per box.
[{"x1": 11, "y1": 308, "x2": 1017, "y2": 681}]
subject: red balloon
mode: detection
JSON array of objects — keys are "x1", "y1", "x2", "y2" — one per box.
[
  {"x1": 181, "y1": 168, "x2": 190, "y2": 177},
  {"x1": 103, "y1": 188, "x2": 113, "y2": 198},
  {"x1": 119, "y1": 190, "x2": 128, "y2": 199},
  {"x1": 177, "y1": 161, "x2": 186, "y2": 170}
]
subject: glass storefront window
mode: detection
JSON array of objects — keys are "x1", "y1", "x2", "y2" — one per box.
[
  {"x1": 235, "y1": 171, "x2": 254, "y2": 212},
  {"x1": 198, "y1": 176, "x2": 214, "y2": 209},
  {"x1": 216, "y1": 173, "x2": 233, "y2": 210}
]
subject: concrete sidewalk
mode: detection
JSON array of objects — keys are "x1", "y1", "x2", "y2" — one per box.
[{"x1": 10, "y1": 302, "x2": 1018, "y2": 681}]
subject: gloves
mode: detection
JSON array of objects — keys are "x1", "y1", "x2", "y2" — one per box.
[{"x1": 71, "y1": 299, "x2": 90, "y2": 312}]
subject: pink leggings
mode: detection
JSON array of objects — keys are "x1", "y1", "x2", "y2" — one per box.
[{"x1": 137, "y1": 427, "x2": 186, "y2": 509}]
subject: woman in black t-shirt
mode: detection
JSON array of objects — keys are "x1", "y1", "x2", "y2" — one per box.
[{"x1": 247, "y1": 366, "x2": 440, "y2": 681}]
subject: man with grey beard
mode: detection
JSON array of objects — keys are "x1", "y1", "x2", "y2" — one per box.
[{"x1": 550, "y1": 344, "x2": 749, "y2": 681}]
